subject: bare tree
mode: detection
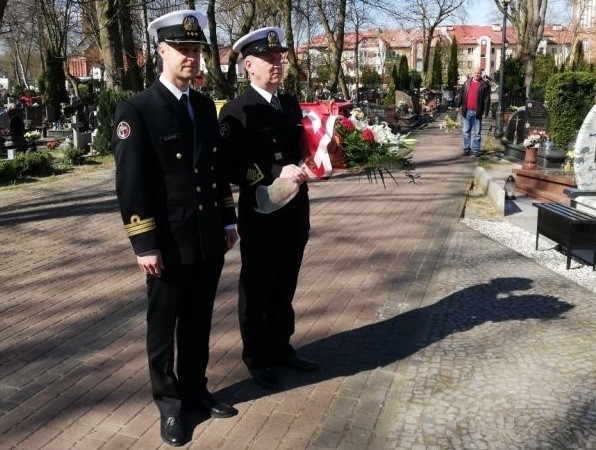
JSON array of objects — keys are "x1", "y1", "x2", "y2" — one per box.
[
  {"x1": 1, "y1": 0, "x2": 42, "y2": 88},
  {"x1": 495, "y1": 0, "x2": 548, "y2": 96},
  {"x1": 391, "y1": 0, "x2": 466, "y2": 83},
  {"x1": 565, "y1": 0, "x2": 596, "y2": 67},
  {"x1": 314, "y1": 0, "x2": 347, "y2": 96},
  {"x1": 198, "y1": 0, "x2": 256, "y2": 98},
  {"x1": 95, "y1": 0, "x2": 124, "y2": 88}
]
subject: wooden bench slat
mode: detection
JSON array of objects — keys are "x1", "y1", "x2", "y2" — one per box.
[{"x1": 532, "y1": 202, "x2": 596, "y2": 270}]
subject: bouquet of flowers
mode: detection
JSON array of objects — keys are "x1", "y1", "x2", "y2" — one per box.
[
  {"x1": 335, "y1": 108, "x2": 417, "y2": 171},
  {"x1": 300, "y1": 103, "x2": 418, "y2": 186},
  {"x1": 523, "y1": 129, "x2": 549, "y2": 148},
  {"x1": 24, "y1": 130, "x2": 41, "y2": 142}
]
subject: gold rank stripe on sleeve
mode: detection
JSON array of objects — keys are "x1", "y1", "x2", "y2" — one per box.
[
  {"x1": 223, "y1": 197, "x2": 235, "y2": 208},
  {"x1": 125, "y1": 215, "x2": 156, "y2": 237},
  {"x1": 246, "y1": 163, "x2": 265, "y2": 186}
]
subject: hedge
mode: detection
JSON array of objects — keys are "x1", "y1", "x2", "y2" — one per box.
[
  {"x1": 0, "y1": 152, "x2": 55, "y2": 184},
  {"x1": 544, "y1": 71, "x2": 596, "y2": 149}
]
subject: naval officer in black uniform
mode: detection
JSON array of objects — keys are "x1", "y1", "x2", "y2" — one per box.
[
  {"x1": 218, "y1": 27, "x2": 318, "y2": 391},
  {"x1": 112, "y1": 9, "x2": 238, "y2": 446}
]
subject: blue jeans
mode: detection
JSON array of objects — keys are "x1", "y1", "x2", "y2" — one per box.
[{"x1": 462, "y1": 110, "x2": 482, "y2": 154}]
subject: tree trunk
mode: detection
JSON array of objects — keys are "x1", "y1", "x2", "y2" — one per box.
[
  {"x1": 95, "y1": 0, "x2": 124, "y2": 89},
  {"x1": 283, "y1": 0, "x2": 301, "y2": 96},
  {"x1": 315, "y1": 0, "x2": 347, "y2": 95},
  {"x1": 141, "y1": 2, "x2": 154, "y2": 86},
  {"x1": 119, "y1": 0, "x2": 143, "y2": 91},
  {"x1": 501, "y1": 0, "x2": 547, "y2": 98}
]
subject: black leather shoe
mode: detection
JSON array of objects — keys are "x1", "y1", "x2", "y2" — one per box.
[
  {"x1": 249, "y1": 367, "x2": 279, "y2": 390},
  {"x1": 160, "y1": 415, "x2": 185, "y2": 446},
  {"x1": 280, "y1": 354, "x2": 318, "y2": 372},
  {"x1": 198, "y1": 393, "x2": 238, "y2": 418}
]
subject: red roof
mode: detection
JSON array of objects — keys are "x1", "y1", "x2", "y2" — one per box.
[{"x1": 303, "y1": 24, "x2": 573, "y2": 51}]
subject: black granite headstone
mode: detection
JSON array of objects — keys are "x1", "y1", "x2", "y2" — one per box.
[
  {"x1": 524, "y1": 100, "x2": 549, "y2": 138},
  {"x1": 504, "y1": 107, "x2": 526, "y2": 145}
]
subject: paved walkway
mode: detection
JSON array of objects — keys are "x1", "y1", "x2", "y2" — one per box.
[{"x1": 0, "y1": 122, "x2": 594, "y2": 449}]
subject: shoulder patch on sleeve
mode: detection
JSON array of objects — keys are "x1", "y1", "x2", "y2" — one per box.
[
  {"x1": 219, "y1": 123, "x2": 231, "y2": 139},
  {"x1": 117, "y1": 121, "x2": 131, "y2": 140}
]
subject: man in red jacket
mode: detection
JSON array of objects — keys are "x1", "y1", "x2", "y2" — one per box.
[{"x1": 457, "y1": 67, "x2": 491, "y2": 157}]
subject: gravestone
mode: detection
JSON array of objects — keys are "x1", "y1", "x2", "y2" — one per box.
[
  {"x1": 565, "y1": 104, "x2": 596, "y2": 222},
  {"x1": 524, "y1": 100, "x2": 549, "y2": 138},
  {"x1": 504, "y1": 107, "x2": 526, "y2": 144},
  {"x1": 573, "y1": 103, "x2": 596, "y2": 192},
  {"x1": 394, "y1": 91, "x2": 413, "y2": 110},
  {"x1": 73, "y1": 130, "x2": 92, "y2": 151}
]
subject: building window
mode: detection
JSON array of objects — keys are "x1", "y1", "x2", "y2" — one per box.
[
  {"x1": 467, "y1": 61, "x2": 473, "y2": 68},
  {"x1": 467, "y1": 47, "x2": 474, "y2": 54}
]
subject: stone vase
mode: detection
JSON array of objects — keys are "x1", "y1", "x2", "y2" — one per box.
[{"x1": 523, "y1": 144, "x2": 539, "y2": 170}]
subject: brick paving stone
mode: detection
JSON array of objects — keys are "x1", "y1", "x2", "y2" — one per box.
[{"x1": 1, "y1": 123, "x2": 594, "y2": 449}]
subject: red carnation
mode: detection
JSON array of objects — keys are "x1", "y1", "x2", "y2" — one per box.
[
  {"x1": 361, "y1": 128, "x2": 375, "y2": 143},
  {"x1": 339, "y1": 116, "x2": 355, "y2": 132}
]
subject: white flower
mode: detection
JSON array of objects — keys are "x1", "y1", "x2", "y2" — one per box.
[{"x1": 24, "y1": 130, "x2": 41, "y2": 142}]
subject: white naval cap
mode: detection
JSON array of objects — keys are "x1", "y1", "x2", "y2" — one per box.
[
  {"x1": 147, "y1": 10, "x2": 208, "y2": 44},
  {"x1": 232, "y1": 27, "x2": 288, "y2": 57}
]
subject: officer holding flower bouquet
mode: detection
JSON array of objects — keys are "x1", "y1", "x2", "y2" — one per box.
[{"x1": 218, "y1": 27, "x2": 318, "y2": 391}]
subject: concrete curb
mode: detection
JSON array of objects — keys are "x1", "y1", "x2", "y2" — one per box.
[{"x1": 473, "y1": 165, "x2": 505, "y2": 215}]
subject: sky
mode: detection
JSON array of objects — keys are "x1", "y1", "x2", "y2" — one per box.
[{"x1": 466, "y1": 0, "x2": 500, "y2": 25}]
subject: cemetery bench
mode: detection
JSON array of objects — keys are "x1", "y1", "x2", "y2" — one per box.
[{"x1": 533, "y1": 202, "x2": 596, "y2": 270}]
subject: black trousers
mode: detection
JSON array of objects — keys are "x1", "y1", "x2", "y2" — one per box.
[
  {"x1": 237, "y1": 195, "x2": 310, "y2": 369},
  {"x1": 145, "y1": 257, "x2": 224, "y2": 416}
]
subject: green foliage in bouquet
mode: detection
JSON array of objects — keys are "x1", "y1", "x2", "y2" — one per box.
[{"x1": 335, "y1": 108, "x2": 418, "y2": 171}]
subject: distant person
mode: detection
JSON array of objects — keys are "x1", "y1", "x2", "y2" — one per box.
[
  {"x1": 7, "y1": 103, "x2": 26, "y2": 149},
  {"x1": 457, "y1": 67, "x2": 491, "y2": 157},
  {"x1": 112, "y1": 9, "x2": 238, "y2": 447}
]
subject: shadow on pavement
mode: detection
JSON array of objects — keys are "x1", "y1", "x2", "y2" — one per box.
[{"x1": 206, "y1": 277, "x2": 573, "y2": 423}]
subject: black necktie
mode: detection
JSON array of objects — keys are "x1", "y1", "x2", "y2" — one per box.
[
  {"x1": 270, "y1": 95, "x2": 282, "y2": 112},
  {"x1": 180, "y1": 94, "x2": 194, "y2": 121}
]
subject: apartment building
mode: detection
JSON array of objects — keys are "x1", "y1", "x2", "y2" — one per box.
[
  {"x1": 301, "y1": 24, "x2": 575, "y2": 88},
  {"x1": 574, "y1": 0, "x2": 596, "y2": 61}
]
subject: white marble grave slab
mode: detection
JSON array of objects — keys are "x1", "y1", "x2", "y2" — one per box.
[{"x1": 574, "y1": 104, "x2": 596, "y2": 190}]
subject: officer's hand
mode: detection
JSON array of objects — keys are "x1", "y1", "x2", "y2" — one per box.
[
  {"x1": 225, "y1": 228, "x2": 239, "y2": 251},
  {"x1": 137, "y1": 252, "x2": 164, "y2": 278},
  {"x1": 280, "y1": 164, "x2": 307, "y2": 184}
]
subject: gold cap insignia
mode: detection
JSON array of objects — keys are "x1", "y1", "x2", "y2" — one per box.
[
  {"x1": 182, "y1": 15, "x2": 199, "y2": 33},
  {"x1": 267, "y1": 31, "x2": 281, "y2": 48}
]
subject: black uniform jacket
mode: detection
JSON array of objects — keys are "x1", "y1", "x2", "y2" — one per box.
[
  {"x1": 112, "y1": 81, "x2": 237, "y2": 265},
  {"x1": 218, "y1": 85, "x2": 307, "y2": 227}
]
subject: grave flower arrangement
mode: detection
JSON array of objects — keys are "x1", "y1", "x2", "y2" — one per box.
[
  {"x1": 334, "y1": 108, "x2": 418, "y2": 173},
  {"x1": 523, "y1": 129, "x2": 549, "y2": 148},
  {"x1": 439, "y1": 115, "x2": 460, "y2": 133},
  {"x1": 24, "y1": 130, "x2": 41, "y2": 143}
]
